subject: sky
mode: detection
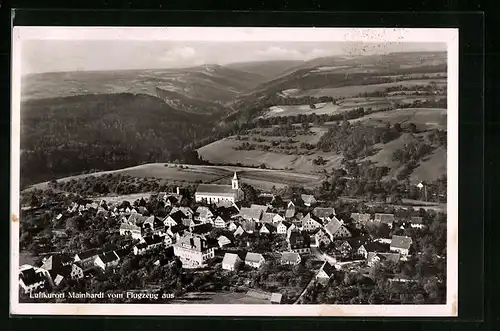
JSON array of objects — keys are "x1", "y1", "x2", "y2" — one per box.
[{"x1": 21, "y1": 41, "x2": 446, "y2": 75}]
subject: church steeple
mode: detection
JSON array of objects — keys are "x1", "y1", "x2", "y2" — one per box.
[{"x1": 232, "y1": 172, "x2": 239, "y2": 190}]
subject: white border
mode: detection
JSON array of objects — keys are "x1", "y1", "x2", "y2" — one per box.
[{"x1": 10, "y1": 27, "x2": 458, "y2": 317}]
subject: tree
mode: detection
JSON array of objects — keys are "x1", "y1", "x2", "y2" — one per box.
[{"x1": 408, "y1": 123, "x2": 417, "y2": 133}]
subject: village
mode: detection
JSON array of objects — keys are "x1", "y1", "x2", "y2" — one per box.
[{"x1": 19, "y1": 172, "x2": 443, "y2": 305}]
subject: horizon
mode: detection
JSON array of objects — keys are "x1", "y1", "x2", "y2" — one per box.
[{"x1": 21, "y1": 40, "x2": 446, "y2": 76}]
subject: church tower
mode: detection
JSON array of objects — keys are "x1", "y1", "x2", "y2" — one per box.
[{"x1": 232, "y1": 172, "x2": 239, "y2": 190}]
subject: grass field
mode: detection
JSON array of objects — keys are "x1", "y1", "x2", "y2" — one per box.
[
  {"x1": 350, "y1": 108, "x2": 447, "y2": 130},
  {"x1": 283, "y1": 79, "x2": 447, "y2": 98},
  {"x1": 198, "y1": 133, "x2": 344, "y2": 175},
  {"x1": 264, "y1": 102, "x2": 345, "y2": 118},
  {"x1": 27, "y1": 163, "x2": 324, "y2": 192}
]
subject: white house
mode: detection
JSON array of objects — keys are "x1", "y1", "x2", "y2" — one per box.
[
  {"x1": 301, "y1": 194, "x2": 317, "y2": 207},
  {"x1": 19, "y1": 266, "x2": 47, "y2": 294},
  {"x1": 316, "y1": 262, "x2": 336, "y2": 284},
  {"x1": 94, "y1": 251, "x2": 120, "y2": 270},
  {"x1": 227, "y1": 221, "x2": 238, "y2": 232},
  {"x1": 196, "y1": 206, "x2": 214, "y2": 224},
  {"x1": 301, "y1": 213, "x2": 322, "y2": 232},
  {"x1": 245, "y1": 252, "x2": 265, "y2": 269},
  {"x1": 173, "y1": 235, "x2": 215, "y2": 267},
  {"x1": 195, "y1": 172, "x2": 244, "y2": 204},
  {"x1": 217, "y1": 235, "x2": 232, "y2": 248},
  {"x1": 324, "y1": 216, "x2": 351, "y2": 241},
  {"x1": 276, "y1": 221, "x2": 293, "y2": 235},
  {"x1": 272, "y1": 214, "x2": 285, "y2": 224},
  {"x1": 213, "y1": 216, "x2": 227, "y2": 228},
  {"x1": 119, "y1": 222, "x2": 142, "y2": 240},
  {"x1": 222, "y1": 253, "x2": 242, "y2": 271},
  {"x1": 390, "y1": 235, "x2": 413, "y2": 256},
  {"x1": 410, "y1": 216, "x2": 425, "y2": 229},
  {"x1": 281, "y1": 252, "x2": 301, "y2": 265}
]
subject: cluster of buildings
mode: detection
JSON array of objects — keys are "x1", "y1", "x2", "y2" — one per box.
[{"x1": 21, "y1": 172, "x2": 422, "y2": 296}]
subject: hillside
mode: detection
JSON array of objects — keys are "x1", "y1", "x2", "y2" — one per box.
[
  {"x1": 225, "y1": 60, "x2": 302, "y2": 81},
  {"x1": 20, "y1": 93, "x2": 215, "y2": 188},
  {"x1": 21, "y1": 64, "x2": 264, "y2": 105}
]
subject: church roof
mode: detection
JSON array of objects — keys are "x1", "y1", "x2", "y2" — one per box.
[
  {"x1": 196, "y1": 184, "x2": 236, "y2": 196},
  {"x1": 233, "y1": 172, "x2": 239, "y2": 180}
]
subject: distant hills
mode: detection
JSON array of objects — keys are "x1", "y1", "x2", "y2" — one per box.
[{"x1": 20, "y1": 51, "x2": 448, "y2": 188}]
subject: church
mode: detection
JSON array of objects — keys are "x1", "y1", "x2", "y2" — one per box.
[{"x1": 195, "y1": 172, "x2": 244, "y2": 204}]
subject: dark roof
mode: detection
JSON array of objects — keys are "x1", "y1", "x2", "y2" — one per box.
[
  {"x1": 390, "y1": 235, "x2": 413, "y2": 250},
  {"x1": 176, "y1": 235, "x2": 208, "y2": 252},
  {"x1": 301, "y1": 213, "x2": 321, "y2": 226},
  {"x1": 20, "y1": 268, "x2": 45, "y2": 286},
  {"x1": 363, "y1": 241, "x2": 390, "y2": 253},
  {"x1": 191, "y1": 223, "x2": 213, "y2": 235},
  {"x1": 242, "y1": 220, "x2": 256, "y2": 232},
  {"x1": 143, "y1": 234, "x2": 165, "y2": 246},
  {"x1": 41, "y1": 254, "x2": 73, "y2": 271},
  {"x1": 136, "y1": 243, "x2": 148, "y2": 250},
  {"x1": 374, "y1": 213, "x2": 395, "y2": 224},
  {"x1": 169, "y1": 224, "x2": 187, "y2": 234},
  {"x1": 168, "y1": 210, "x2": 186, "y2": 223},
  {"x1": 196, "y1": 184, "x2": 236, "y2": 196},
  {"x1": 320, "y1": 262, "x2": 336, "y2": 277},
  {"x1": 351, "y1": 213, "x2": 371, "y2": 223},
  {"x1": 115, "y1": 247, "x2": 131, "y2": 258},
  {"x1": 260, "y1": 223, "x2": 277, "y2": 232},
  {"x1": 76, "y1": 248, "x2": 102, "y2": 261},
  {"x1": 97, "y1": 251, "x2": 119, "y2": 264}
]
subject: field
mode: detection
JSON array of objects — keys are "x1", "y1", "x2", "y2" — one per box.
[
  {"x1": 171, "y1": 292, "x2": 272, "y2": 304},
  {"x1": 349, "y1": 108, "x2": 447, "y2": 130},
  {"x1": 198, "y1": 127, "x2": 344, "y2": 174},
  {"x1": 264, "y1": 102, "x2": 345, "y2": 118},
  {"x1": 283, "y1": 79, "x2": 447, "y2": 98},
  {"x1": 27, "y1": 163, "x2": 323, "y2": 192}
]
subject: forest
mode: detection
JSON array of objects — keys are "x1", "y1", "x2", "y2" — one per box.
[{"x1": 20, "y1": 93, "x2": 212, "y2": 188}]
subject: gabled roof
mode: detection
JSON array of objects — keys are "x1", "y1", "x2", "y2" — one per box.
[
  {"x1": 176, "y1": 235, "x2": 208, "y2": 252},
  {"x1": 191, "y1": 223, "x2": 213, "y2": 235},
  {"x1": 250, "y1": 204, "x2": 268, "y2": 213},
  {"x1": 324, "y1": 216, "x2": 343, "y2": 236},
  {"x1": 260, "y1": 223, "x2": 277, "y2": 233},
  {"x1": 76, "y1": 248, "x2": 102, "y2": 261},
  {"x1": 363, "y1": 241, "x2": 390, "y2": 253},
  {"x1": 169, "y1": 224, "x2": 187, "y2": 234},
  {"x1": 270, "y1": 293, "x2": 282, "y2": 303},
  {"x1": 368, "y1": 252, "x2": 401, "y2": 264},
  {"x1": 196, "y1": 206, "x2": 214, "y2": 219},
  {"x1": 374, "y1": 213, "x2": 395, "y2": 224},
  {"x1": 261, "y1": 212, "x2": 277, "y2": 223},
  {"x1": 320, "y1": 262, "x2": 335, "y2": 277},
  {"x1": 410, "y1": 216, "x2": 423, "y2": 224},
  {"x1": 281, "y1": 252, "x2": 300, "y2": 263},
  {"x1": 239, "y1": 207, "x2": 263, "y2": 221},
  {"x1": 222, "y1": 253, "x2": 240, "y2": 266},
  {"x1": 97, "y1": 251, "x2": 119, "y2": 264},
  {"x1": 245, "y1": 252, "x2": 264, "y2": 264},
  {"x1": 285, "y1": 207, "x2": 296, "y2": 218},
  {"x1": 301, "y1": 194, "x2": 317, "y2": 205},
  {"x1": 196, "y1": 184, "x2": 236, "y2": 196},
  {"x1": 390, "y1": 235, "x2": 413, "y2": 250},
  {"x1": 313, "y1": 207, "x2": 336, "y2": 219},
  {"x1": 41, "y1": 254, "x2": 73, "y2": 272},
  {"x1": 301, "y1": 213, "x2": 321, "y2": 226},
  {"x1": 143, "y1": 234, "x2": 165, "y2": 246},
  {"x1": 170, "y1": 206, "x2": 193, "y2": 217},
  {"x1": 128, "y1": 213, "x2": 149, "y2": 226},
  {"x1": 167, "y1": 210, "x2": 186, "y2": 224},
  {"x1": 241, "y1": 220, "x2": 256, "y2": 232},
  {"x1": 351, "y1": 213, "x2": 371, "y2": 223},
  {"x1": 19, "y1": 268, "x2": 45, "y2": 286},
  {"x1": 218, "y1": 235, "x2": 232, "y2": 245}
]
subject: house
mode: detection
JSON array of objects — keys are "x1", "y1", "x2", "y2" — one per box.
[
  {"x1": 324, "y1": 216, "x2": 352, "y2": 240},
  {"x1": 281, "y1": 252, "x2": 301, "y2": 265},
  {"x1": 134, "y1": 234, "x2": 165, "y2": 255},
  {"x1": 137, "y1": 206, "x2": 148, "y2": 215},
  {"x1": 250, "y1": 204, "x2": 269, "y2": 213},
  {"x1": 169, "y1": 206, "x2": 194, "y2": 218},
  {"x1": 260, "y1": 212, "x2": 277, "y2": 224},
  {"x1": 245, "y1": 252, "x2": 265, "y2": 268},
  {"x1": 390, "y1": 235, "x2": 413, "y2": 256},
  {"x1": 270, "y1": 293, "x2": 282, "y2": 304},
  {"x1": 127, "y1": 213, "x2": 149, "y2": 227},
  {"x1": 409, "y1": 216, "x2": 425, "y2": 229},
  {"x1": 119, "y1": 222, "x2": 143, "y2": 240},
  {"x1": 351, "y1": 213, "x2": 371, "y2": 224},
  {"x1": 239, "y1": 207, "x2": 263, "y2": 222},
  {"x1": 195, "y1": 172, "x2": 244, "y2": 204},
  {"x1": 374, "y1": 213, "x2": 396, "y2": 228},
  {"x1": 217, "y1": 235, "x2": 232, "y2": 248},
  {"x1": 234, "y1": 225, "x2": 246, "y2": 237},
  {"x1": 259, "y1": 223, "x2": 277, "y2": 235},
  {"x1": 74, "y1": 248, "x2": 102, "y2": 270},
  {"x1": 285, "y1": 201, "x2": 296, "y2": 219},
  {"x1": 195, "y1": 206, "x2": 214, "y2": 224},
  {"x1": 227, "y1": 221, "x2": 239, "y2": 232},
  {"x1": 367, "y1": 252, "x2": 401, "y2": 267},
  {"x1": 301, "y1": 194, "x2": 317, "y2": 207},
  {"x1": 183, "y1": 218, "x2": 198, "y2": 228},
  {"x1": 312, "y1": 228, "x2": 331, "y2": 247},
  {"x1": 163, "y1": 234, "x2": 174, "y2": 247},
  {"x1": 316, "y1": 262, "x2": 336, "y2": 284},
  {"x1": 19, "y1": 266, "x2": 47, "y2": 294},
  {"x1": 166, "y1": 224, "x2": 187, "y2": 240},
  {"x1": 190, "y1": 223, "x2": 213, "y2": 237},
  {"x1": 272, "y1": 214, "x2": 285, "y2": 224},
  {"x1": 312, "y1": 207, "x2": 336, "y2": 222},
  {"x1": 241, "y1": 220, "x2": 256, "y2": 233},
  {"x1": 213, "y1": 216, "x2": 227, "y2": 228},
  {"x1": 301, "y1": 213, "x2": 322, "y2": 232},
  {"x1": 288, "y1": 231, "x2": 311, "y2": 254},
  {"x1": 163, "y1": 210, "x2": 187, "y2": 227},
  {"x1": 222, "y1": 253, "x2": 242, "y2": 271},
  {"x1": 94, "y1": 251, "x2": 120, "y2": 270},
  {"x1": 173, "y1": 235, "x2": 215, "y2": 267},
  {"x1": 276, "y1": 221, "x2": 293, "y2": 235},
  {"x1": 70, "y1": 262, "x2": 85, "y2": 280}
]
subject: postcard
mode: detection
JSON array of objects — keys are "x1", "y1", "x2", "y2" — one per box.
[{"x1": 11, "y1": 26, "x2": 458, "y2": 316}]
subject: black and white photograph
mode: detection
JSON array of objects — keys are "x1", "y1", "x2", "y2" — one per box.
[{"x1": 10, "y1": 27, "x2": 458, "y2": 316}]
